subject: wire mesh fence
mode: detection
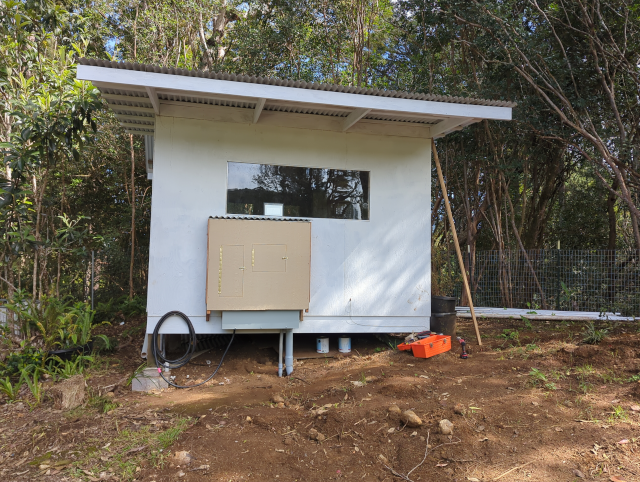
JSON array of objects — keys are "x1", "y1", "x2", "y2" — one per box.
[{"x1": 442, "y1": 249, "x2": 640, "y2": 315}]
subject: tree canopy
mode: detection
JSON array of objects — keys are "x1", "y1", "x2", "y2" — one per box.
[{"x1": 1, "y1": 0, "x2": 639, "y2": 303}]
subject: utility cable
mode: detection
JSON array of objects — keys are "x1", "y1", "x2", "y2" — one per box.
[{"x1": 151, "y1": 310, "x2": 235, "y2": 389}]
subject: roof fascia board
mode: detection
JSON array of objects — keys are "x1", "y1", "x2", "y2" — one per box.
[{"x1": 78, "y1": 65, "x2": 512, "y2": 121}]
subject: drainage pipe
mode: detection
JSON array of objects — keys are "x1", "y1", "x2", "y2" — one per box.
[
  {"x1": 278, "y1": 330, "x2": 284, "y2": 377},
  {"x1": 285, "y1": 330, "x2": 294, "y2": 375}
]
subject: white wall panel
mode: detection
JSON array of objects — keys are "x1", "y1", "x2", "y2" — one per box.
[{"x1": 146, "y1": 115, "x2": 431, "y2": 334}]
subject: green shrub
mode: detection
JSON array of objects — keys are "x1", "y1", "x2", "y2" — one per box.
[
  {"x1": 0, "y1": 345, "x2": 46, "y2": 378},
  {"x1": 582, "y1": 322, "x2": 608, "y2": 345},
  {"x1": 20, "y1": 368, "x2": 43, "y2": 408},
  {"x1": 95, "y1": 295, "x2": 146, "y2": 322},
  {"x1": 0, "y1": 377, "x2": 23, "y2": 401},
  {"x1": 46, "y1": 355, "x2": 94, "y2": 380}
]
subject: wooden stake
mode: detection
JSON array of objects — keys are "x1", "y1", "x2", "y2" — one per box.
[{"x1": 432, "y1": 139, "x2": 482, "y2": 345}]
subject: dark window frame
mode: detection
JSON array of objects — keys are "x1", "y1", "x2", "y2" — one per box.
[{"x1": 226, "y1": 161, "x2": 370, "y2": 221}]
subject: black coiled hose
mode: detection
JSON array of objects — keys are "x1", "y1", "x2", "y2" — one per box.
[{"x1": 151, "y1": 311, "x2": 235, "y2": 389}]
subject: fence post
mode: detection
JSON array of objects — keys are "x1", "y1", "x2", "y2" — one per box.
[
  {"x1": 555, "y1": 241, "x2": 561, "y2": 311},
  {"x1": 91, "y1": 250, "x2": 95, "y2": 311},
  {"x1": 468, "y1": 245, "x2": 473, "y2": 306}
]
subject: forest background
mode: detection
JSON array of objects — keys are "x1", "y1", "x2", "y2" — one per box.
[{"x1": 0, "y1": 0, "x2": 638, "y2": 309}]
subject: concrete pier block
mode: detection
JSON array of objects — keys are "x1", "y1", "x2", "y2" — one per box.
[{"x1": 132, "y1": 367, "x2": 169, "y2": 392}]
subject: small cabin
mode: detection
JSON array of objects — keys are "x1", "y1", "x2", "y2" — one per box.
[{"x1": 77, "y1": 59, "x2": 512, "y2": 370}]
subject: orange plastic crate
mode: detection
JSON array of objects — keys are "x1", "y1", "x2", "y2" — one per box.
[{"x1": 407, "y1": 335, "x2": 451, "y2": 359}]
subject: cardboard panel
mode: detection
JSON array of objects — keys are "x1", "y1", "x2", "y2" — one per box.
[{"x1": 207, "y1": 218, "x2": 311, "y2": 311}]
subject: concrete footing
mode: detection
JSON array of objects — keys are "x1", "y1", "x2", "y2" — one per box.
[{"x1": 132, "y1": 367, "x2": 169, "y2": 392}]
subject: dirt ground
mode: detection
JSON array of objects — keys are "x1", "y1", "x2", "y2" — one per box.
[{"x1": 1, "y1": 316, "x2": 640, "y2": 482}]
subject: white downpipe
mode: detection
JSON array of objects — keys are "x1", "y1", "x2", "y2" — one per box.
[
  {"x1": 285, "y1": 330, "x2": 294, "y2": 376},
  {"x1": 278, "y1": 330, "x2": 284, "y2": 377}
]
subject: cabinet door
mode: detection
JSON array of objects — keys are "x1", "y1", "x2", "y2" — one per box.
[
  {"x1": 220, "y1": 244, "x2": 244, "y2": 297},
  {"x1": 252, "y1": 244, "x2": 287, "y2": 272}
]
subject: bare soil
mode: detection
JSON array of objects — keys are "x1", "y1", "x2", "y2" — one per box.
[{"x1": 1, "y1": 316, "x2": 640, "y2": 482}]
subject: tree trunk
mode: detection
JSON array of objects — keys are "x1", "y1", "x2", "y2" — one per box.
[
  {"x1": 607, "y1": 179, "x2": 619, "y2": 250},
  {"x1": 56, "y1": 251, "x2": 61, "y2": 298},
  {"x1": 32, "y1": 171, "x2": 48, "y2": 300},
  {"x1": 129, "y1": 134, "x2": 136, "y2": 300},
  {"x1": 501, "y1": 173, "x2": 548, "y2": 309}
]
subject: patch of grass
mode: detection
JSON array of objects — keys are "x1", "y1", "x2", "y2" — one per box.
[
  {"x1": 498, "y1": 329, "x2": 520, "y2": 341},
  {"x1": 521, "y1": 316, "x2": 533, "y2": 330},
  {"x1": 89, "y1": 394, "x2": 120, "y2": 413},
  {"x1": 599, "y1": 369, "x2": 625, "y2": 385},
  {"x1": 529, "y1": 368, "x2": 547, "y2": 387},
  {"x1": 574, "y1": 364, "x2": 594, "y2": 377},
  {"x1": 549, "y1": 369, "x2": 566, "y2": 381},
  {"x1": 608, "y1": 405, "x2": 628, "y2": 424},
  {"x1": 582, "y1": 322, "x2": 608, "y2": 345},
  {"x1": 578, "y1": 380, "x2": 593, "y2": 394},
  {"x1": 71, "y1": 416, "x2": 192, "y2": 481}
]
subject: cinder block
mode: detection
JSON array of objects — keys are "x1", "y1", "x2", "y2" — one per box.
[{"x1": 132, "y1": 367, "x2": 169, "y2": 392}]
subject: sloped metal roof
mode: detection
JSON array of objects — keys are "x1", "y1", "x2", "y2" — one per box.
[
  {"x1": 79, "y1": 58, "x2": 516, "y2": 108},
  {"x1": 210, "y1": 216, "x2": 309, "y2": 222}
]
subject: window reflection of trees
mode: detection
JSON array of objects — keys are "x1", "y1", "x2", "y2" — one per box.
[{"x1": 227, "y1": 162, "x2": 369, "y2": 220}]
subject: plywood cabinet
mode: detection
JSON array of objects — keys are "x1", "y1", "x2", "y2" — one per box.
[{"x1": 206, "y1": 217, "x2": 311, "y2": 312}]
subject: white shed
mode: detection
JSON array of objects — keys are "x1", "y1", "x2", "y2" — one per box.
[{"x1": 77, "y1": 59, "x2": 512, "y2": 371}]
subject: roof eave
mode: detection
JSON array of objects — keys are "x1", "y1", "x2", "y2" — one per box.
[{"x1": 77, "y1": 65, "x2": 512, "y2": 123}]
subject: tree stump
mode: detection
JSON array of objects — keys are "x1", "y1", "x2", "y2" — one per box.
[{"x1": 50, "y1": 374, "x2": 85, "y2": 410}]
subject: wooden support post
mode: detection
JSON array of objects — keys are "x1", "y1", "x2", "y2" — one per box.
[{"x1": 432, "y1": 139, "x2": 482, "y2": 345}]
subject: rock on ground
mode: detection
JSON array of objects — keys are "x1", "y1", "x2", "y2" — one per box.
[
  {"x1": 439, "y1": 419, "x2": 454, "y2": 435},
  {"x1": 309, "y1": 428, "x2": 325, "y2": 442},
  {"x1": 49, "y1": 374, "x2": 85, "y2": 410},
  {"x1": 388, "y1": 404, "x2": 401, "y2": 415},
  {"x1": 401, "y1": 410, "x2": 423, "y2": 428},
  {"x1": 172, "y1": 450, "x2": 192, "y2": 465}
]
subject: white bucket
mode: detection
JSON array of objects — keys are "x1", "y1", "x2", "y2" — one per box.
[
  {"x1": 338, "y1": 337, "x2": 351, "y2": 353},
  {"x1": 316, "y1": 337, "x2": 329, "y2": 353}
]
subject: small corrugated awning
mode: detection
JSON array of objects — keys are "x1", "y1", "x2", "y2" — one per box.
[{"x1": 77, "y1": 58, "x2": 514, "y2": 140}]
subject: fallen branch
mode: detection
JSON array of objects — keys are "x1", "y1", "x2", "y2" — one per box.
[
  {"x1": 123, "y1": 445, "x2": 147, "y2": 455},
  {"x1": 493, "y1": 461, "x2": 533, "y2": 481},
  {"x1": 289, "y1": 376, "x2": 310, "y2": 385},
  {"x1": 382, "y1": 431, "x2": 462, "y2": 482}
]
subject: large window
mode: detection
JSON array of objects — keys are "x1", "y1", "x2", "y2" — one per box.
[{"x1": 227, "y1": 162, "x2": 370, "y2": 220}]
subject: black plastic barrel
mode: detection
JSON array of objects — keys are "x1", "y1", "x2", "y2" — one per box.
[
  {"x1": 431, "y1": 312, "x2": 457, "y2": 338},
  {"x1": 431, "y1": 295, "x2": 457, "y2": 338},
  {"x1": 431, "y1": 295, "x2": 456, "y2": 314}
]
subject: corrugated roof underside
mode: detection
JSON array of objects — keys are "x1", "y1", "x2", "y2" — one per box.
[
  {"x1": 97, "y1": 86, "x2": 441, "y2": 125},
  {"x1": 80, "y1": 58, "x2": 516, "y2": 108},
  {"x1": 210, "y1": 216, "x2": 309, "y2": 222},
  {"x1": 160, "y1": 92, "x2": 255, "y2": 109}
]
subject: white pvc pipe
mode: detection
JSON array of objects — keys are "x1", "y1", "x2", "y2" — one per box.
[
  {"x1": 285, "y1": 330, "x2": 294, "y2": 376},
  {"x1": 278, "y1": 330, "x2": 284, "y2": 377}
]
